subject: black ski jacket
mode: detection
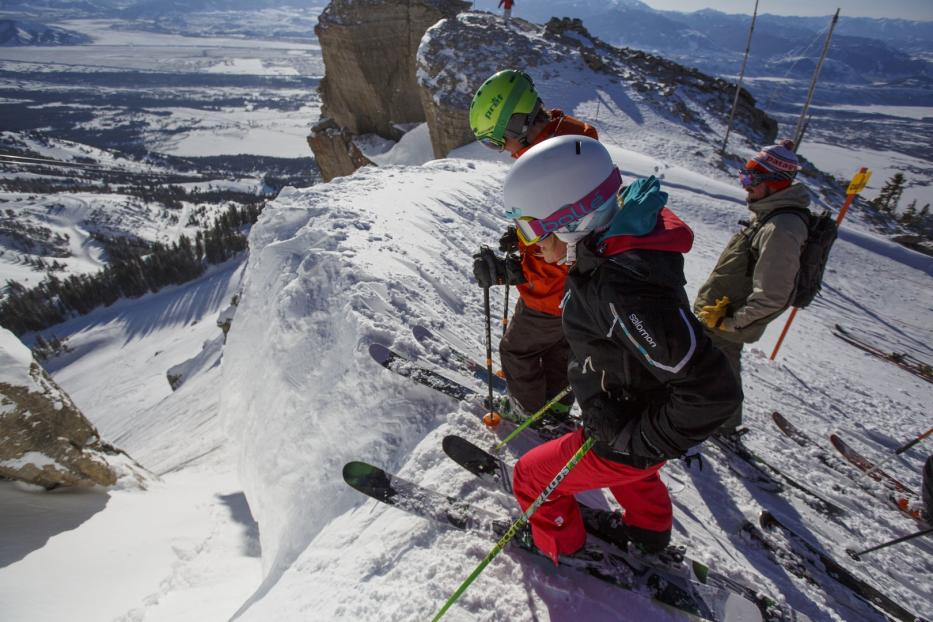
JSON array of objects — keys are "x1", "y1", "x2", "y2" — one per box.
[{"x1": 563, "y1": 219, "x2": 742, "y2": 466}]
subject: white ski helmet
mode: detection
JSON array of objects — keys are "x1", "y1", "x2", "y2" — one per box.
[{"x1": 503, "y1": 135, "x2": 622, "y2": 244}]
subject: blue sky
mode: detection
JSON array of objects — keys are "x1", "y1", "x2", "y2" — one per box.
[{"x1": 639, "y1": 1, "x2": 933, "y2": 21}]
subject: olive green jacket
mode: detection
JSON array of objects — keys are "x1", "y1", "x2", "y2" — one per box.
[{"x1": 693, "y1": 184, "x2": 811, "y2": 344}]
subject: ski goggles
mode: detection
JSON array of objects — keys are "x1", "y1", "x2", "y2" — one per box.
[
  {"x1": 508, "y1": 167, "x2": 623, "y2": 245},
  {"x1": 738, "y1": 168, "x2": 791, "y2": 189},
  {"x1": 477, "y1": 99, "x2": 543, "y2": 151}
]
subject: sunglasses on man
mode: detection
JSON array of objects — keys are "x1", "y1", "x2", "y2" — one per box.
[{"x1": 738, "y1": 168, "x2": 790, "y2": 189}]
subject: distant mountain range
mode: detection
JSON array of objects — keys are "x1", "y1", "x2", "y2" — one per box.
[
  {"x1": 3, "y1": 0, "x2": 931, "y2": 82},
  {"x1": 0, "y1": 18, "x2": 91, "y2": 44},
  {"x1": 474, "y1": 0, "x2": 933, "y2": 83}
]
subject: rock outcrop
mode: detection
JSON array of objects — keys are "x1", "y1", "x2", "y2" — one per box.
[
  {"x1": 416, "y1": 14, "x2": 777, "y2": 158},
  {"x1": 0, "y1": 327, "x2": 118, "y2": 488},
  {"x1": 309, "y1": 0, "x2": 469, "y2": 180},
  {"x1": 307, "y1": 118, "x2": 376, "y2": 183}
]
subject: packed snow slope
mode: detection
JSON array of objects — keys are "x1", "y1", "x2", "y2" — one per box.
[{"x1": 222, "y1": 133, "x2": 932, "y2": 620}]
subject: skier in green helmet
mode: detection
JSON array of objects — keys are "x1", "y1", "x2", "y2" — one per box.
[
  {"x1": 469, "y1": 70, "x2": 542, "y2": 153},
  {"x1": 469, "y1": 69, "x2": 599, "y2": 428}
]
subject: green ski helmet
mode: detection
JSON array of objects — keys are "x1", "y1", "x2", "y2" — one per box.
[{"x1": 469, "y1": 70, "x2": 542, "y2": 150}]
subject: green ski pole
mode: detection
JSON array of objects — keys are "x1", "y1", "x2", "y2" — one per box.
[
  {"x1": 431, "y1": 436, "x2": 595, "y2": 622},
  {"x1": 492, "y1": 386, "x2": 572, "y2": 452}
]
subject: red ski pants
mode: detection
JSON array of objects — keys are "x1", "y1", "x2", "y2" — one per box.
[{"x1": 512, "y1": 429, "x2": 672, "y2": 563}]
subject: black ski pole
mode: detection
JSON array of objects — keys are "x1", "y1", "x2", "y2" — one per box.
[
  {"x1": 502, "y1": 285, "x2": 509, "y2": 337},
  {"x1": 846, "y1": 527, "x2": 933, "y2": 561},
  {"x1": 865, "y1": 425, "x2": 933, "y2": 478},
  {"x1": 482, "y1": 286, "x2": 498, "y2": 426}
]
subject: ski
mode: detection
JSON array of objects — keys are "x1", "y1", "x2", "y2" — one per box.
[
  {"x1": 829, "y1": 433, "x2": 916, "y2": 496},
  {"x1": 369, "y1": 343, "x2": 575, "y2": 438},
  {"x1": 441, "y1": 435, "x2": 809, "y2": 622},
  {"x1": 412, "y1": 325, "x2": 507, "y2": 393},
  {"x1": 369, "y1": 342, "x2": 475, "y2": 401},
  {"x1": 833, "y1": 324, "x2": 932, "y2": 384},
  {"x1": 749, "y1": 510, "x2": 923, "y2": 622},
  {"x1": 772, "y1": 412, "x2": 921, "y2": 522},
  {"x1": 343, "y1": 460, "x2": 792, "y2": 622},
  {"x1": 709, "y1": 434, "x2": 847, "y2": 518}
]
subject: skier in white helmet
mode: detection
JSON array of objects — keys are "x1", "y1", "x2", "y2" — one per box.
[{"x1": 506, "y1": 135, "x2": 742, "y2": 562}]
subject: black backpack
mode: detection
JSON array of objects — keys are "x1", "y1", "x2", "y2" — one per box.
[{"x1": 748, "y1": 207, "x2": 838, "y2": 308}]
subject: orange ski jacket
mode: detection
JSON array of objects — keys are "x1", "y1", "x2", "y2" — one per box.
[{"x1": 512, "y1": 110, "x2": 599, "y2": 316}]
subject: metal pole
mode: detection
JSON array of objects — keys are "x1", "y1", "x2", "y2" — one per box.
[
  {"x1": 493, "y1": 385, "x2": 573, "y2": 451},
  {"x1": 483, "y1": 286, "x2": 496, "y2": 420},
  {"x1": 864, "y1": 425, "x2": 933, "y2": 478},
  {"x1": 502, "y1": 285, "x2": 509, "y2": 337},
  {"x1": 847, "y1": 527, "x2": 933, "y2": 561},
  {"x1": 431, "y1": 437, "x2": 595, "y2": 621},
  {"x1": 792, "y1": 9, "x2": 840, "y2": 151},
  {"x1": 720, "y1": 0, "x2": 759, "y2": 154}
]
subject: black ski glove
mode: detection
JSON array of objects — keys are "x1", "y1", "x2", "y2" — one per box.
[
  {"x1": 473, "y1": 247, "x2": 525, "y2": 288},
  {"x1": 499, "y1": 226, "x2": 519, "y2": 253},
  {"x1": 503, "y1": 253, "x2": 526, "y2": 285},
  {"x1": 473, "y1": 246, "x2": 505, "y2": 288},
  {"x1": 581, "y1": 395, "x2": 633, "y2": 448}
]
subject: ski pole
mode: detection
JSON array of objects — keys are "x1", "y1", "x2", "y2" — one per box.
[
  {"x1": 482, "y1": 286, "x2": 498, "y2": 426},
  {"x1": 770, "y1": 167, "x2": 871, "y2": 361},
  {"x1": 431, "y1": 437, "x2": 595, "y2": 622},
  {"x1": 502, "y1": 285, "x2": 509, "y2": 337},
  {"x1": 864, "y1": 425, "x2": 933, "y2": 478},
  {"x1": 846, "y1": 526, "x2": 933, "y2": 561},
  {"x1": 492, "y1": 385, "x2": 573, "y2": 451}
]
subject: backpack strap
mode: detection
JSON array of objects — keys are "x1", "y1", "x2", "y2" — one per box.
[{"x1": 744, "y1": 207, "x2": 810, "y2": 276}]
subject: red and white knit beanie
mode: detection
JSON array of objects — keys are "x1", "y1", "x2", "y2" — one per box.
[{"x1": 746, "y1": 139, "x2": 801, "y2": 177}]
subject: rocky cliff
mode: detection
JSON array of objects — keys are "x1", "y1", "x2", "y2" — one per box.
[
  {"x1": 309, "y1": 0, "x2": 469, "y2": 180},
  {"x1": 416, "y1": 14, "x2": 777, "y2": 159},
  {"x1": 310, "y1": 5, "x2": 777, "y2": 178},
  {"x1": 0, "y1": 327, "x2": 120, "y2": 488}
]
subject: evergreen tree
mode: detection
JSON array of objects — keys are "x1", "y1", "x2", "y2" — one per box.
[
  {"x1": 870, "y1": 173, "x2": 907, "y2": 214},
  {"x1": 900, "y1": 200, "x2": 918, "y2": 226}
]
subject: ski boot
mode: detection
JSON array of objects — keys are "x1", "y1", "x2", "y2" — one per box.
[
  {"x1": 582, "y1": 507, "x2": 674, "y2": 557},
  {"x1": 712, "y1": 426, "x2": 750, "y2": 452}
]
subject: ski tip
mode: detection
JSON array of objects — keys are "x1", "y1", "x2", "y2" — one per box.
[
  {"x1": 343, "y1": 460, "x2": 385, "y2": 485},
  {"x1": 343, "y1": 460, "x2": 375, "y2": 483},
  {"x1": 368, "y1": 342, "x2": 392, "y2": 363},
  {"x1": 441, "y1": 435, "x2": 460, "y2": 453},
  {"x1": 412, "y1": 325, "x2": 432, "y2": 342}
]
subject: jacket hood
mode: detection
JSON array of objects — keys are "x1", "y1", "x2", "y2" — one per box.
[
  {"x1": 594, "y1": 176, "x2": 693, "y2": 256},
  {"x1": 748, "y1": 183, "x2": 811, "y2": 219},
  {"x1": 596, "y1": 207, "x2": 694, "y2": 257}
]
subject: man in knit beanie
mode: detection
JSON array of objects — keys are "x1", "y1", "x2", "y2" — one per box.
[{"x1": 693, "y1": 139, "x2": 811, "y2": 438}]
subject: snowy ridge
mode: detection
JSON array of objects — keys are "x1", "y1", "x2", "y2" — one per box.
[{"x1": 219, "y1": 136, "x2": 931, "y2": 620}]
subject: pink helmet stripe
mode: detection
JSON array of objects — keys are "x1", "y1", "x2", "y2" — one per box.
[{"x1": 525, "y1": 167, "x2": 622, "y2": 239}]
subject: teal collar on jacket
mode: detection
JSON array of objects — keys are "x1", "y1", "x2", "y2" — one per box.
[{"x1": 598, "y1": 175, "x2": 669, "y2": 242}]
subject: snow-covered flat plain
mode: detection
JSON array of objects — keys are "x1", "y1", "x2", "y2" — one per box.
[{"x1": 800, "y1": 141, "x2": 933, "y2": 210}]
